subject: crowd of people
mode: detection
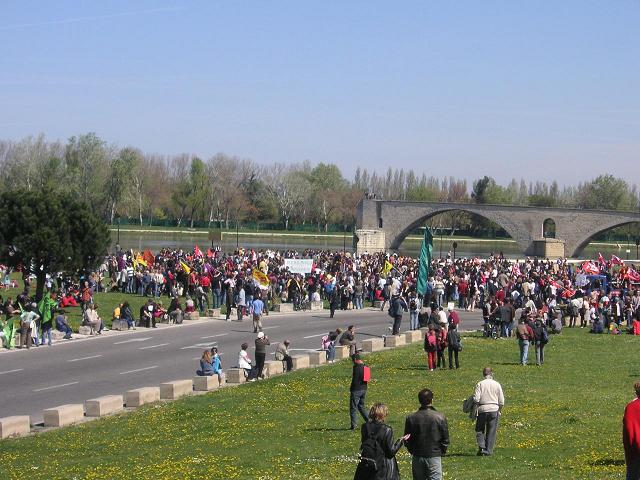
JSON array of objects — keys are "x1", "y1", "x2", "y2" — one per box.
[{"x1": 3, "y1": 245, "x2": 640, "y2": 351}]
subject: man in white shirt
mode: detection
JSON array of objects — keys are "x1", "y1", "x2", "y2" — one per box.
[{"x1": 473, "y1": 367, "x2": 505, "y2": 456}]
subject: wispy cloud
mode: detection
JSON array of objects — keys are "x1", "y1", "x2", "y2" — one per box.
[{"x1": 0, "y1": 6, "x2": 184, "y2": 31}]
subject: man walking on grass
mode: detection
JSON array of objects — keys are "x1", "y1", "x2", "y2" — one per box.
[
  {"x1": 349, "y1": 353, "x2": 369, "y2": 430},
  {"x1": 473, "y1": 367, "x2": 505, "y2": 456},
  {"x1": 404, "y1": 388, "x2": 449, "y2": 480}
]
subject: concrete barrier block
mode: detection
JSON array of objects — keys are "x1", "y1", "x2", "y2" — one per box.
[
  {"x1": 272, "y1": 303, "x2": 294, "y2": 313},
  {"x1": 0, "y1": 416, "x2": 30, "y2": 439},
  {"x1": 226, "y1": 368, "x2": 246, "y2": 384},
  {"x1": 78, "y1": 326, "x2": 92, "y2": 335},
  {"x1": 292, "y1": 355, "x2": 310, "y2": 370},
  {"x1": 160, "y1": 379, "x2": 193, "y2": 400},
  {"x1": 125, "y1": 387, "x2": 160, "y2": 407},
  {"x1": 111, "y1": 319, "x2": 129, "y2": 331},
  {"x1": 362, "y1": 338, "x2": 385, "y2": 352},
  {"x1": 43, "y1": 404, "x2": 84, "y2": 427},
  {"x1": 85, "y1": 395, "x2": 124, "y2": 417},
  {"x1": 51, "y1": 330, "x2": 66, "y2": 341},
  {"x1": 206, "y1": 308, "x2": 221, "y2": 317},
  {"x1": 373, "y1": 301, "x2": 384, "y2": 309},
  {"x1": 308, "y1": 350, "x2": 326, "y2": 365},
  {"x1": 385, "y1": 335, "x2": 406, "y2": 348},
  {"x1": 265, "y1": 360, "x2": 284, "y2": 377},
  {"x1": 310, "y1": 301, "x2": 325, "y2": 310},
  {"x1": 405, "y1": 330, "x2": 422, "y2": 343},
  {"x1": 193, "y1": 376, "x2": 220, "y2": 391},
  {"x1": 184, "y1": 311, "x2": 200, "y2": 320},
  {"x1": 334, "y1": 345, "x2": 351, "y2": 360}
]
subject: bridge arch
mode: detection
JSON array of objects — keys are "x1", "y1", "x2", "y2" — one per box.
[
  {"x1": 387, "y1": 206, "x2": 532, "y2": 254},
  {"x1": 568, "y1": 220, "x2": 640, "y2": 258}
]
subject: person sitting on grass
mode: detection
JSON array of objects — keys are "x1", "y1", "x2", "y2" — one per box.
[{"x1": 55, "y1": 309, "x2": 73, "y2": 339}]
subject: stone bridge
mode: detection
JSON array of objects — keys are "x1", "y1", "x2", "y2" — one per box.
[{"x1": 355, "y1": 199, "x2": 640, "y2": 258}]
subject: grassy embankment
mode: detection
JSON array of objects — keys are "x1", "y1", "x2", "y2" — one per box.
[{"x1": 0, "y1": 328, "x2": 636, "y2": 479}]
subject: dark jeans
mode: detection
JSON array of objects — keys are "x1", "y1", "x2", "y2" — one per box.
[
  {"x1": 392, "y1": 315, "x2": 402, "y2": 335},
  {"x1": 350, "y1": 389, "x2": 368, "y2": 428},
  {"x1": 448, "y1": 348, "x2": 459, "y2": 369},
  {"x1": 57, "y1": 324, "x2": 73, "y2": 338},
  {"x1": 476, "y1": 411, "x2": 500, "y2": 454},
  {"x1": 627, "y1": 456, "x2": 640, "y2": 480},
  {"x1": 283, "y1": 354, "x2": 293, "y2": 372},
  {"x1": 437, "y1": 348, "x2": 446, "y2": 368},
  {"x1": 255, "y1": 352, "x2": 266, "y2": 378}
]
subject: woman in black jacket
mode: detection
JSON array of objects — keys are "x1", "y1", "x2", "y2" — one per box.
[{"x1": 354, "y1": 403, "x2": 408, "y2": 480}]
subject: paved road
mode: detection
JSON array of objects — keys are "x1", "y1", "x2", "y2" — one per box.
[{"x1": 0, "y1": 308, "x2": 483, "y2": 423}]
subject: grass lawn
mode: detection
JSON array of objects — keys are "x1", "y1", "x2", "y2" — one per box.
[{"x1": 0, "y1": 328, "x2": 636, "y2": 479}]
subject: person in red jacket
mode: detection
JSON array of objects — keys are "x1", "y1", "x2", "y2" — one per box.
[{"x1": 623, "y1": 380, "x2": 640, "y2": 479}]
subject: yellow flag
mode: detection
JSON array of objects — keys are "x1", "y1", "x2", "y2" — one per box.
[
  {"x1": 135, "y1": 254, "x2": 147, "y2": 268},
  {"x1": 383, "y1": 260, "x2": 393, "y2": 275},
  {"x1": 180, "y1": 261, "x2": 191, "y2": 275},
  {"x1": 252, "y1": 268, "x2": 269, "y2": 287}
]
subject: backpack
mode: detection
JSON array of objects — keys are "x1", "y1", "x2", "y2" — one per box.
[
  {"x1": 424, "y1": 334, "x2": 437, "y2": 353},
  {"x1": 541, "y1": 327, "x2": 549, "y2": 345},
  {"x1": 321, "y1": 335, "x2": 331, "y2": 350},
  {"x1": 358, "y1": 424, "x2": 382, "y2": 472},
  {"x1": 409, "y1": 298, "x2": 417, "y2": 310}
]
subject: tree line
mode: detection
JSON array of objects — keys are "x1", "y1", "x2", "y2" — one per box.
[{"x1": 1, "y1": 133, "x2": 638, "y2": 236}]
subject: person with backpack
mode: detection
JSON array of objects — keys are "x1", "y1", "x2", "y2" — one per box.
[
  {"x1": 349, "y1": 353, "x2": 370, "y2": 430},
  {"x1": 388, "y1": 292, "x2": 408, "y2": 336},
  {"x1": 532, "y1": 317, "x2": 548, "y2": 366},
  {"x1": 424, "y1": 327, "x2": 438, "y2": 372},
  {"x1": 353, "y1": 403, "x2": 409, "y2": 480},
  {"x1": 446, "y1": 323, "x2": 462, "y2": 369}
]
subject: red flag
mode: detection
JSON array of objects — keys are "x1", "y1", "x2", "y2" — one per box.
[
  {"x1": 142, "y1": 249, "x2": 155, "y2": 267},
  {"x1": 626, "y1": 270, "x2": 640, "y2": 282},
  {"x1": 582, "y1": 261, "x2": 600, "y2": 275},
  {"x1": 611, "y1": 254, "x2": 625, "y2": 266},
  {"x1": 194, "y1": 245, "x2": 203, "y2": 257},
  {"x1": 597, "y1": 252, "x2": 606, "y2": 265},
  {"x1": 207, "y1": 248, "x2": 214, "y2": 258}
]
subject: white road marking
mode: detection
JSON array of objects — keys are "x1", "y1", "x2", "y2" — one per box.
[
  {"x1": 303, "y1": 333, "x2": 327, "y2": 339},
  {"x1": 68, "y1": 355, "x2": 103, "y2": 362},
  {"x1": 114, "y1": 337, "x2": 152, "y2": 345},
  {"x1": 0, "y1": 368, "x2": 23, "y2": 375},
  {"x1": 119, "y1": 365, "x2": 158, "y2": 375},
  {"x1": 180, "y1": 341, "x2": 218, "y2": 350},
  {"x1": 33, "y1": 381, "x2": 79, "y2": 392},
  {"x1": 200, "y1": 333, "x2": 228, "y2": 339},
  {"x1": 138, "y1": 343, "x2": 170, "y2": 350},
  {"x1": 262, "y1": 325, "x2": 280, "y2": 330}
]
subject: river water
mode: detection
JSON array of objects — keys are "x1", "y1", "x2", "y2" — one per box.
[{"x1": 111, "y1": 230, "x2": 639, "y2": 260}]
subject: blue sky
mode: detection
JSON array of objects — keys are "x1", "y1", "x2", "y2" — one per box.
[{"x1": 1, "y1": 1, "x2": 638, "y2": 184}]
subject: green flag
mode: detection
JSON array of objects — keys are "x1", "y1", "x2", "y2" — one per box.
[
  {"x1": 1, "y1": 318, "x2": 16, "y2": 349},
  {"x1": 417, "y1": 227, "x2": 433, "y2": 297}
]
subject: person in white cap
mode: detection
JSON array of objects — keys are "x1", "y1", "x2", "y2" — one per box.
[{"x1": 254, "y1": 331, "x2": 270, "y2": 379}]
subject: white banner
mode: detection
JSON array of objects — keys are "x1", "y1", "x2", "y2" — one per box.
[{"x1": 284, "y1": 259, "x2": 313, "y2": 275}]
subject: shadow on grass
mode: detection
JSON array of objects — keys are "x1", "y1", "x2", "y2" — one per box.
[
  {"x1": 304, "y1": 427, "x2": 354, "y2": 432},
  {"x1": 493, "y1": 362, "x2": 522, "y2": 366},
  {"x1": 590, "y1": 458, "x2": 625, "y2": 467},
  {"x1": 446, "y1": 453, "x2": 476, "y2": 458},
  {"x1": 396, "y1": 365, "x2": 431, "y2": 371}
]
